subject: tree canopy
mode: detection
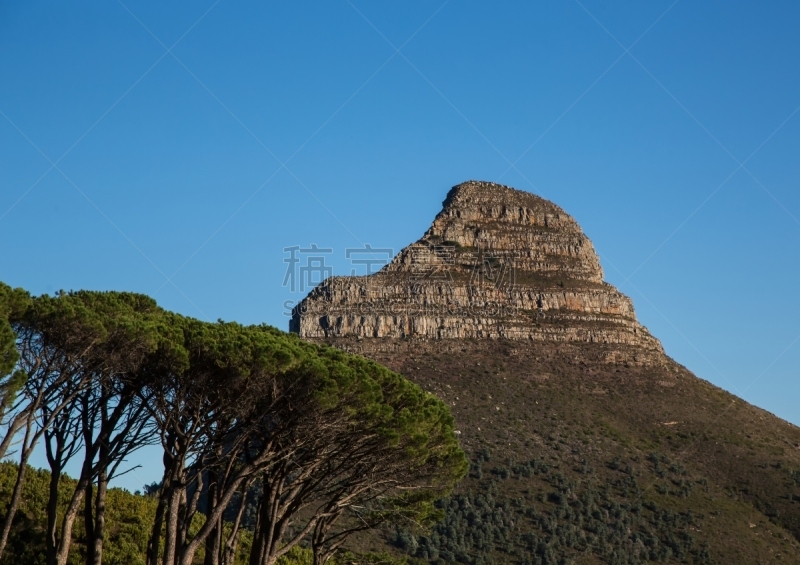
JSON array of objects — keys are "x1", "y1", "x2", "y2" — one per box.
[{"x1": 0, "y1": 283, "x2": 466, "y2": 565}]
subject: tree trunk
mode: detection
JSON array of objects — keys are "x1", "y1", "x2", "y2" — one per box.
[
  {"x1": 55, "y1": 482, "x2": 87, "y2": 565},
  {"x1": 45, "y1": 463, "x2": 62, "y2": 565},
  {"x1": 150, "y1": 432, "x2": 180, "y2": 565},
  {"x1": 220, "y1": 483, "x2": 250, "y2": 565},
  {"x1": 311, "y1": 511, "x2": 343, "y2": 565},
  {"x1": 203, "y1": 471, "x2": 219, "y2": 565},
  {"x1": 178, "y1": 476, "x2": 247, "y2": 565},
  {"x1": 249, "y1": 483, "x2": 280, "y2": 565},
  {"x1": 248, "y1": 497, "x2": 265, "y2": 565},
  {"x1": 220, "y1": 528, "x2": 241, "y2": 565},
  {"x1": 0, "y1": 455, "x2": 29, "y2": 558},
  {"x1": 163, "y1": 486, "x2": 182, "y2": 565},
  {"x1": 91, "y1": 468, "x2": 108, "y2": 565},
  {"x1": 176, "y1": 487, "x2": 190, "y2": 562},
  {"x1": 253, "y1": 495, "x2": 287, "y2": 565},
  {"x1": 84, "y1": 480, "x2": 95, "y2": 564},
  {"x1": 146, "y1": 489, "x2": 167, "y2": 565},
  {"x1": 81, "y1": 389, "x2": 97, "y2": 564},
  {"x1": 203, "y1": 516, "x2": 222, "y2": 565},
  {"x1": 178, "y1": 468, "x2": 203, "y2": 559},
  {"x1": 0, "y1": 413, "x2": 35, "y2": 560}
]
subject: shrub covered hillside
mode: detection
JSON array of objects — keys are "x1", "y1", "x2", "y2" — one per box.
[
  {"x1": 326, "y1": 338, "x2": 800, "y2": 564},
  {"x1": 0, "y1": 462, "x2": 160, "y2": 565},
  {"x1": 0, "y1": 282, "x2": 466, "y2": 565}
]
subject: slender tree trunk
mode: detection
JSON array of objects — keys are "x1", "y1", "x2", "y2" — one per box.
[
  {"x1": 84, "y1": 480, "x2": 95, "y2": 564},
  {"x1": 177, "y1": 468, "x2": 204, "y2": 560},
  {"x1": 248, "y1": 496, "x2": 265, "y2": 565},
  {"x1": 311, "y1": 514, "x2": 342, "y2": 565},
  {"x1": 149, "y1": 434, "x2": 178, "y2": 565},
  {"x1": 82, "y1": 390, "x2": 97, "y2": 564},
  {"x1": 203, "y1": 516, "x2": 222, "y2": 565},
  {"x1": 312, "y1": 533, "x2": 346, "y2": 565},
  {"x1": 55, "y1": 478, "x2": 89, "y2": 565},
  {"x1": 176, "y1": 488, "x2": 190, "y2": 563},
  {"x1": 262, "y1": 549, "x2": 282, "y2": 565},
  {"x1": 45, "y1": 463, "x2": 63, "y2": 565},
  {"x1": 91, "y1": 391, "x2": 114, "y2": 565},
  {"x1": 179, "y1": 477, "x2": 246, "y2": 565},
  {"x1": 253, "y1": 486, "x2": 287, "y2": 565},
  {"x1": 163, "y1": 486, "x2": 182, "y2": 565},
  {"x1": 249, "y1": 483, "x2": 280, "y2": 565},
  {"x1": 203, "y1": 473, "x2": 220, "y2": 565},
  {"x1": 0, "y1": 452, "x2": 29, "y2": 557},
  {"x1": 0, "y1": 412, "x2": 35, "y2": 559},
  {"x1": 220, "y1": 529, "x2": 240, "y2": 565},
  {"x1": 221, "y1": 483, "x2": 250, "y2": 565},
  {"x1": 146, "y1": 492, "x2": 167, "y2": 565},
  {"x1": 91, "y1": 467, "x2": 108, "y2": 565}
]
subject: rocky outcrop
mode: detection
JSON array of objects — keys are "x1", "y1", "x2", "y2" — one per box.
[{"x1": 291, "y1": 181, "x2": 663, "y2": 362}]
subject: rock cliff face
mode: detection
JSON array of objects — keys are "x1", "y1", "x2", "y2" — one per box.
[{"x1": 290, "y1": 181, "x2": 663, "y2": 363}]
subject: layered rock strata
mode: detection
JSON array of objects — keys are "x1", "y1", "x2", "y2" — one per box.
[{"x1": 291, "y1": 181, "x2": 663, "y2": 361}]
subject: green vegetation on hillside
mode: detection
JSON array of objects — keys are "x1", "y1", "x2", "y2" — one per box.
[
  {"x1": 0, "y1": 462, "x2": 159, "y2": 565},
  {"x1": 341, "y1": 338, "x2": 800, "y2": 564},
  {"x1": 394, "y1": 452, "x2": 710, "y2": 564}
]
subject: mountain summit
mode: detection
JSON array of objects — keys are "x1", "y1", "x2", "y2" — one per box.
[
  {"x1": 292, "y1": 181, "x2": 662, "y2": 362},
  {"x1": 292, "y1": 182, "x2": 800, "y2": 564}
]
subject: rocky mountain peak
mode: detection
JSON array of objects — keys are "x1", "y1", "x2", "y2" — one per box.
[
  {"x1": 440, "y1": 179, "x2": 563, "y2": 214},
  {"x1": 291, "y1": 181, "x2": 662, "y2": 363},
  {"x1": 420, "y1": 181, "x2": 604, "y2": 284}
]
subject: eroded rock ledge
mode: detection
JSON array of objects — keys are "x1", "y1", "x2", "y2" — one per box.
[{"x1": 291, "y1": 181, "x2": 664, "y2": 363}]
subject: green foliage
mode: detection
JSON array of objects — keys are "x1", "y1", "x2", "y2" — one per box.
[
  {"x1": 332, "y1": 550, "x2": 408, "y2": 564},
  {"x1": 276, "y1": 546, "x2": 314, "y2": 565},
  {"x1": 0, "y1": 282, "x2": 30, "y2": 408},
  {"x1": 0, "y1": 462, "x2": 156, "y2": 564},
  {"x1": 274, "y1": 546, "x2": 407, "y2": 565},
  {"x1": 393, "y1": 456, "x2": 711, "y2": 565},
  {"x1": 0, "y1": 319, "x2": 17, "y2": 380},
  {"x1": 101, "y1": 487, "x2": 160, "y2": 565},
  {"x1": 171, "y1": 316, "x2": 465, "y2": 476},
  {"x1": 0, "y1": 281, "x2": 466, "y2": 564}
]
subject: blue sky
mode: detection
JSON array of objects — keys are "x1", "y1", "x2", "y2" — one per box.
[{"x1": 2, "y1": 0, "x2": 799, "y2": 490}]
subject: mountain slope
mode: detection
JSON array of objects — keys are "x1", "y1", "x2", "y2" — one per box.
[{"x1": 292, "y1": 181, "x2": 800, "y2": 564}]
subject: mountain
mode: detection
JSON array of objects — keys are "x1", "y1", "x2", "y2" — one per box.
[{"x1": 292, "y1": 181, "x2": 800, "y2": 564}]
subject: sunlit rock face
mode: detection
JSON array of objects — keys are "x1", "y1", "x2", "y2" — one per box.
[{"x1": 291, "y1": 181, "x2": 663, "y2": 364}]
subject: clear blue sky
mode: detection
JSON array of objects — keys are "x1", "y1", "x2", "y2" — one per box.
[{"x1": 2, "y1": 0, "x2": 799, "y2": 490}]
